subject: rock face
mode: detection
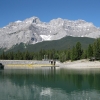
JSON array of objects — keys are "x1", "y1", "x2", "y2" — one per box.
[{"x1": 0, "y1": 16, "x2": 100, "y2": 49}]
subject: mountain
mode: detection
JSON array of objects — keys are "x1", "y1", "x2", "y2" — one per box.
[
  {"x1": 0, "y1": 16, "x2": 100, "y2": 49},
  {"x1": 7, "y1": 36, "x2": 95, "y2": 52}
]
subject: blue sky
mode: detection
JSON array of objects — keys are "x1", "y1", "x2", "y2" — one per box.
[{"x1": 0, "y1": 0, "x2": 100, "y2": 27}]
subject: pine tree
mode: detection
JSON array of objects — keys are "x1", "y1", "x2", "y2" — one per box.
[
  {"x1": 66, "y1": 49, "x2": 71, "y2": 60},
  {"x1": 59, "y1": 52, "x2": 66, "y2": 62},
  {"x1": 53, "y1": 52, "x2": 59, "y2": 60},
  {"x1": 2, "y1": 51, "x2": 5, "y2": 59},
  {"x1": 75, "y1": 42, "x2": 82, "y2": 60},
  {"x1": 71, "y1": 46, "x2": 76, "y2": 61},
  {"x1": 82, "y1": 49, "x2": 87, "y2": 59},
  {"x1": 87, "y1": 44, "x2": 93, "y2": 58},
  {"x1": 94, "y1": 39, "x2": 100, "y2": 59}
]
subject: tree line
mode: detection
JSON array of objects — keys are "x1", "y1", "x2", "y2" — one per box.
[{"x1": 0, "y1": 38, "x2": 100, "y2": 62}]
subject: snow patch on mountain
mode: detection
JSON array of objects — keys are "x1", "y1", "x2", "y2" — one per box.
[
  {"x1": 40, "y1": 35, "x2": 52, "y2": 40},
  {"x1": 15, "y1": 20, "x2": 22, "y2": 23}
]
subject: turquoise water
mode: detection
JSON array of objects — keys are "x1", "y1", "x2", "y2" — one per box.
[{"x1": 0, "y1": 68, "x2": 100, "y2": 100}]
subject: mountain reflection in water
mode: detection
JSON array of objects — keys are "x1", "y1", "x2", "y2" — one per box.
[{"x1": 0, "y1": 68, "x2": 100, "y2": 100}]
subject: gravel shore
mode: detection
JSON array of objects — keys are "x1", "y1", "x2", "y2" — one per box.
[{"x1": 61, "y1": 59, "x2": 100, "y2": 69}]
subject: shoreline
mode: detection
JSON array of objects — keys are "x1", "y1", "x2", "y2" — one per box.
[
  {"x1": 61, "y1": 59, "x2": 100, "y2": 69},
  {"x1": 0, "y1": 59, "x2": 100, "y2": 69}
]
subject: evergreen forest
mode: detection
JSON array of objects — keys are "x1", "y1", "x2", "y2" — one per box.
[{"x1": 0, "y1": 38, "x2": 100, "y2": 62}]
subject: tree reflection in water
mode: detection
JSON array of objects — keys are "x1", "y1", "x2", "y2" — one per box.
[{"x1": 0, "y1": 68, "x2": 100, "y2": 100}]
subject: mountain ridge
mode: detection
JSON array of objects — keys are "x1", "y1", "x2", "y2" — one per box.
[{"x1": 0, "y1": 16, "x2": 100, "y2": 49}]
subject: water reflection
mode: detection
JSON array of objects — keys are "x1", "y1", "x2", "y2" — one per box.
[{"x1": 0, "y1": 68, "x2": 100, "y2": 100}]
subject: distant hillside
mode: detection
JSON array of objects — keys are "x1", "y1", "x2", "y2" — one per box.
[{"x1": 6, "y1": 36, "x2": 95, "y2": 52}]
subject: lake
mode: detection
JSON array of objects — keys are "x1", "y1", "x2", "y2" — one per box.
[{"x1": 0, "y1": 68, "x2": 100, "y2": 100}]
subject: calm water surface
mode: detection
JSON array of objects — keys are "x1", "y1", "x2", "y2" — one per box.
[{"x1": 0, "y1": 68, "x2": 100, "y2": 100}]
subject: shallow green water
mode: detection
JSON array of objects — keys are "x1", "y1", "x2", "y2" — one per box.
[{"x1": 0, "y1": 68, "x2": 100, "y2": 100}]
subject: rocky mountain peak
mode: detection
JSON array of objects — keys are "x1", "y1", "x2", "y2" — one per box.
[
  {"x1": 0, "y1": 16, "x2": 100, "y2": 49},
  {"x1": 24, "y1": 16, "x2": 41, "y2": 24}
]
